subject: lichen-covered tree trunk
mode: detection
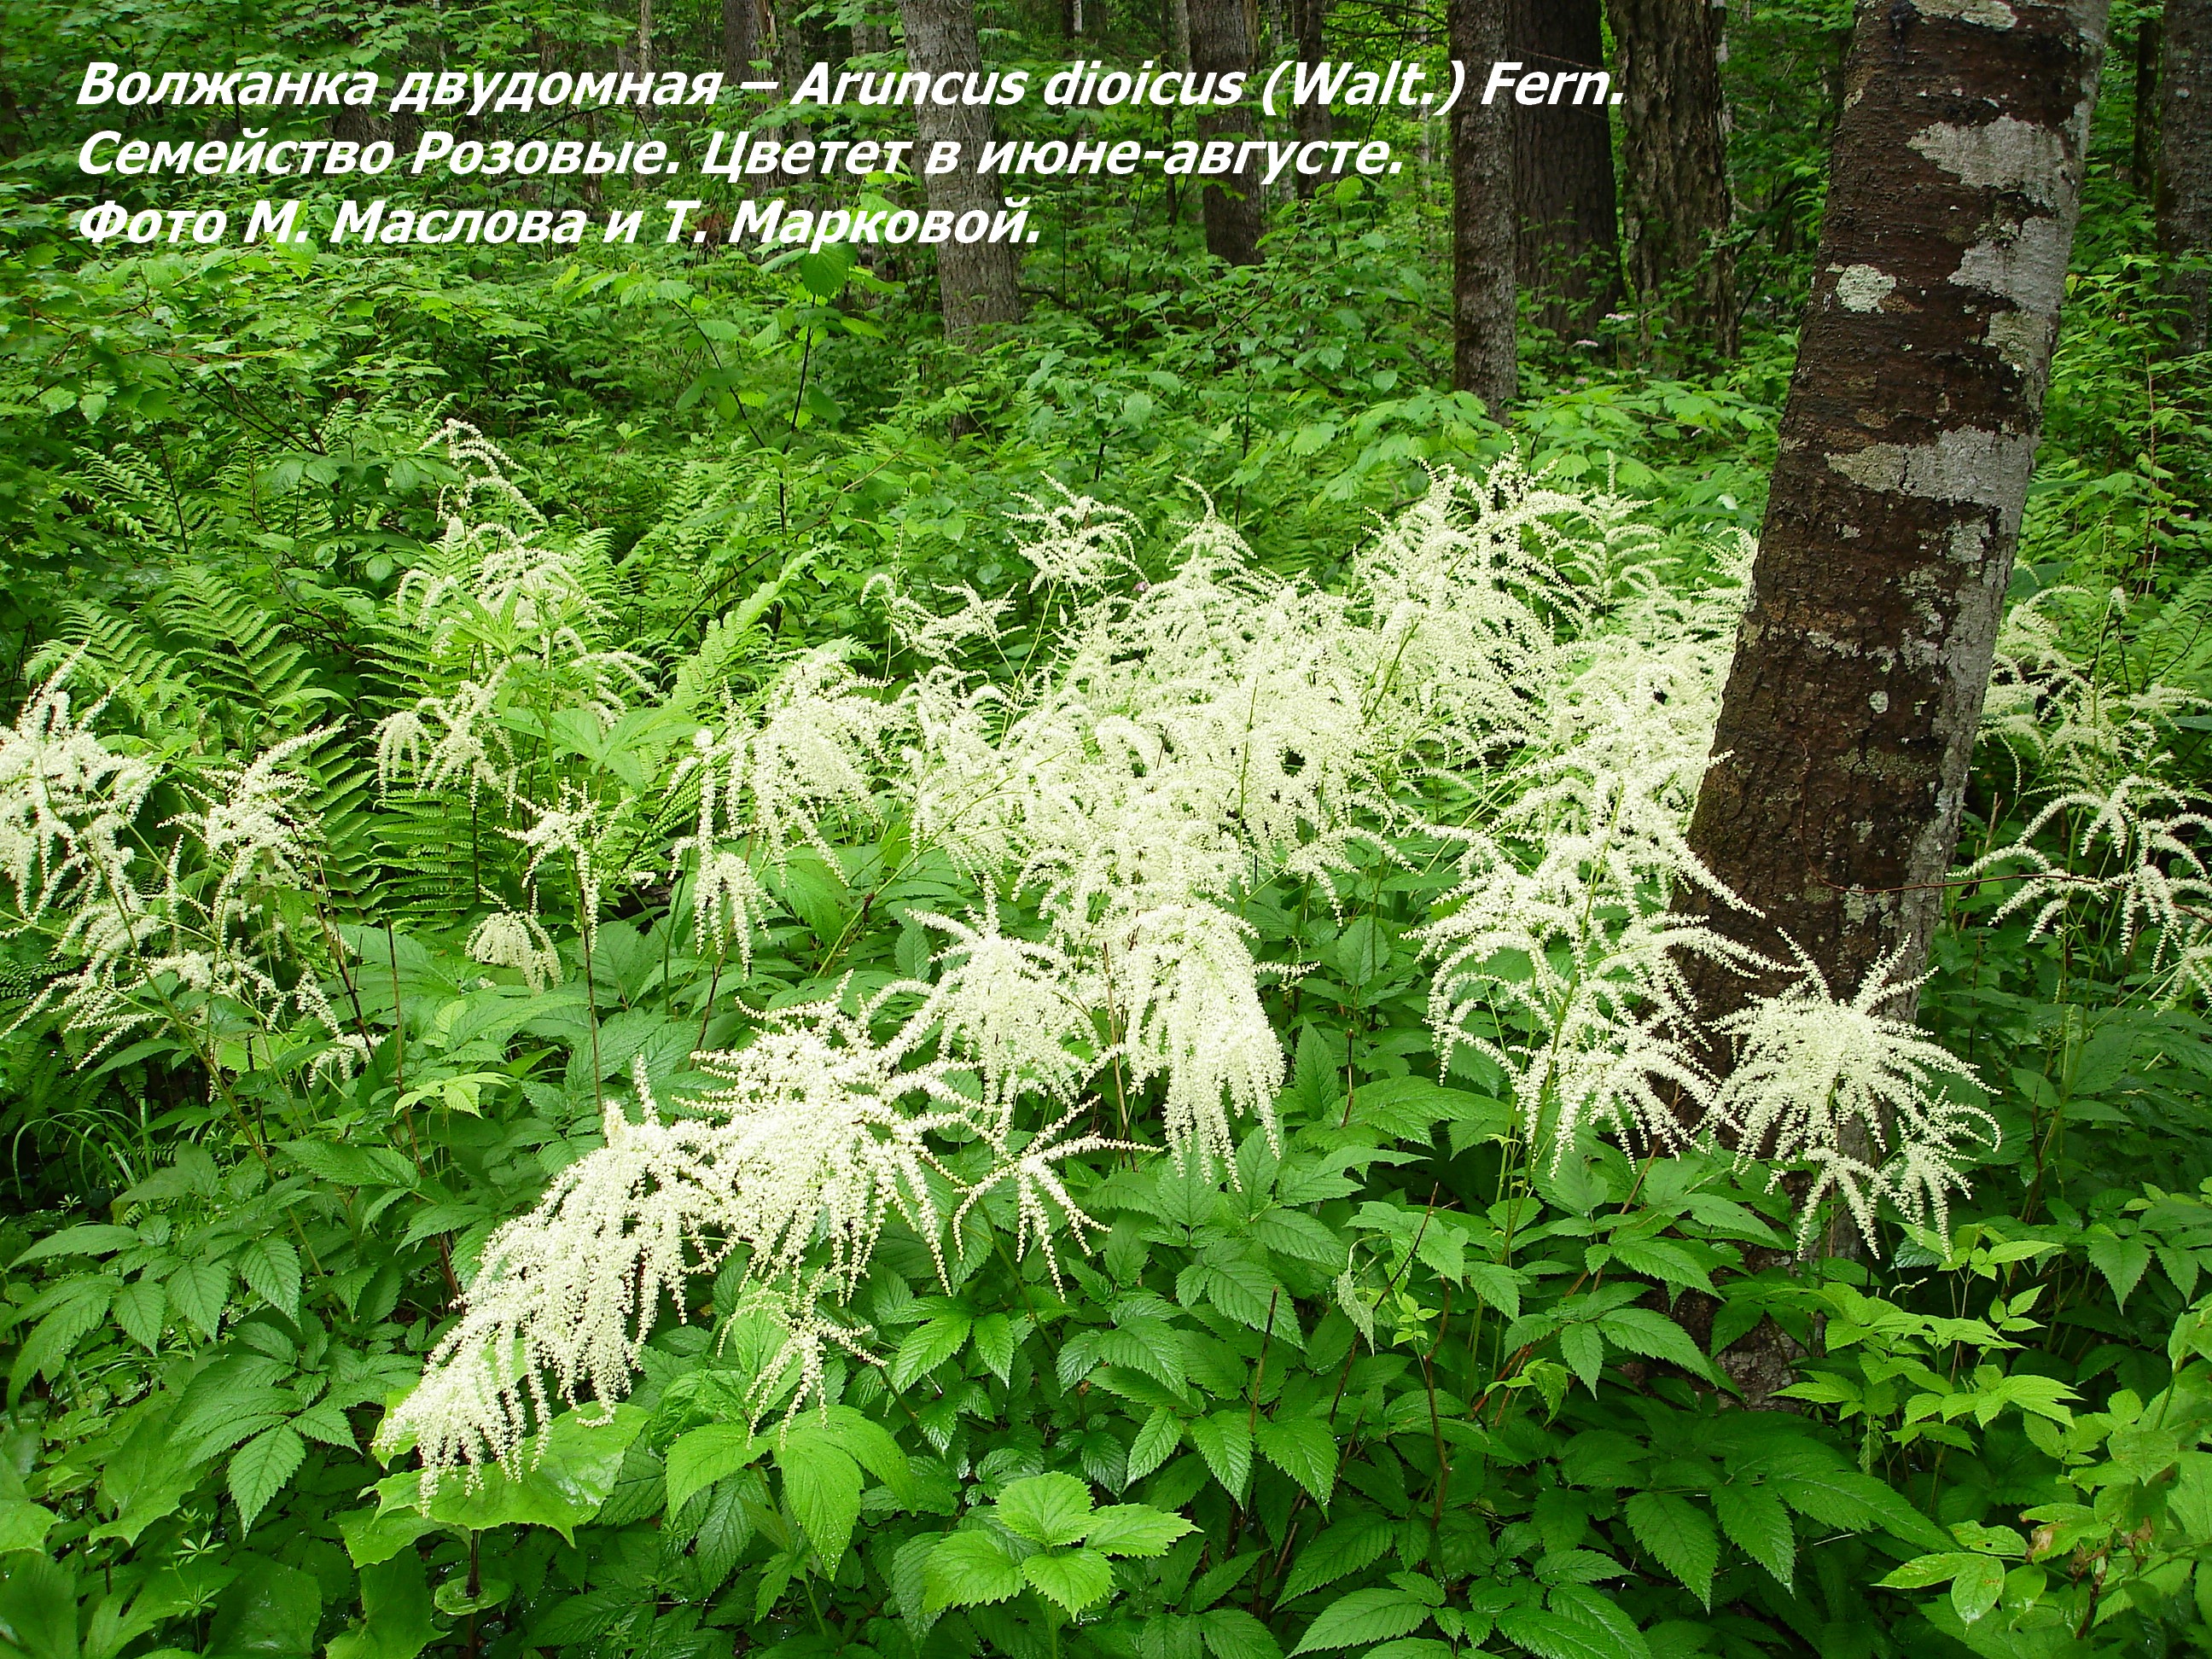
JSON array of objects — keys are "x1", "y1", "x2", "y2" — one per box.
[
  {"x1": 1679, "y1": 0, "x2": 2110, "y2": 1027},
  {"x1": 1607, "y1": 0, "x2": 1736, "y2": 354},
  {"x1": 2159, "y1": 0, "x2": 2210, "y2": 349},
  {"x1": 1452, "y1": 0, "x2": 1517, "y2": 412},
  {"x1": 898, "y1": 0, "x2": 1026, "y2": 332},
  {"x1": 1511, "y1": 0, "x2": 1621, "y2": 336},
  {"x1": 1191, "y1": 0, "x2": 1264, "y2": 263}
]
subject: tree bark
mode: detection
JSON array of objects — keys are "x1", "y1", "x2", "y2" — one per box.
[
  {"x1": 1452, "y1": 0, "x2": 1517, "y2": 411},
  {"x1": 724, "y1": 0, "x2": 761, "y2": 80},
  {"x1": 1511, "y1": 0, "x2": 1622, "y2": 336},
  {"x1": 897, "y1": 0, "x2": 1026, "y2": 332},
  {"x1": 1289, "y1": 0, "x2": 1330, "y2": 195},
  {"x1": 2159, "y1": 0, "x2": 2210, "y2": 351},
  {"x1": 1607, "y1": 0, "x2": 1736, "y2": 354},
  {"x1": 1191, "y1": 0, "x2": 1265, "y2": 263},
  {"x1": 2134, "y1": 12, "x2": 2161, "y2": 193},
  {"x1": 1678, "y1": 0, "x2": 2110, "y2": 1027}
]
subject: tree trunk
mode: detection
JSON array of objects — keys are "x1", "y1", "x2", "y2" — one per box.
[
  {"x1": 1289, "y1": 0, "x2": 1330, "y2": 195},
  {"x1": 724, "y1": 0, "x2": 760, "y2": 80},
  {"x1": 1452, "y1": 0, "x2": 1517, "y2": 411},
  {"x1": 1607, "y1": 0, "x2": 1736, "y2": 354},
  {"x1": 1511, "y1": 0, "x2": 1621, "y2": 337},
  {"x1": 1679, "y1": 0, "x2": 2110, "y2": 1027},
  {"x1": 2134, "y1": 12, "x2": 2161, "y2": 193},
  {"x1": 898, "y1": 0, "x2": 1027, "y2": 332},
  {"x1": 2159, "y1": 0, "x2": 2210, "y2": 351},
  {"x1": 1191, "y1": 0, "x2": 1264, "y2": 263}
]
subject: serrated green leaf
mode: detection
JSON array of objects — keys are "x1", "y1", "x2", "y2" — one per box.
[
  {"x1": 1623, "y1": 1492, "x2": 1717, "y2": 1606},
  {"x1": 1256, "y1": 1417, "x2": 1336, "y2": 1504},
  {"x1": 925, "y1": 1529, "x2": 1024, "y2": 1610},
  {"x1": 168, "y1": 1259, "x2": 230, "y2": 1340},
  {"x1": 892, "y1": 1310, "x2": 971, "y2": 1388},
  {"x1": 1291, "y1": 1587, "x2": 1430, "y2": 1653},
  {"x1": 1711, "y1": 1483, "x2": 1794, "y2": 1586},
  {"x1": 229, "y1": 1424, "x2": 305, "y2": 1533},
  {"x1": 113, "y1": 1278, "x2": 166, "y2": 1351},
  {"x1": 1022, "y1": 1546, "x2": 1115, "y2": 1614},
  {"x1": 997, "y1": 1471, "x2": 1093, "y2": 1545},
  {"x1": 666, "y1": 1423, "x2": 760, "y2": 1516},
  {"x1": 777, "y1": 1432, "x2": 861, "y2": 1564},
  {"x1": 1129, "y1": 1408, "x2": 1182, "y2": 1483},
  {"x1": 1597, "y1": 1307, "x2": 1715, "y2": 1382},
  {"x1": 1086, "y1": 1503, "x2": 1196, "y2": 1557},
  {"x1": 237, "y1": 1237, "x2": 302, "y2": 1321},
  {"x1": 1283, "y1": 1514, "x2": 1395, "y2": 1602},
  {"x1": 1561, "y1": 1323, "x2": 1604, "y2": 1393},
  {"x1": 1190, "y1": 1411, "x2": 1253, "y2": 1499}
]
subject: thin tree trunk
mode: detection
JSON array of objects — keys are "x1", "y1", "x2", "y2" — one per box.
[
  {"x1": 1679, "y1": 0, "x2": 2109, "y2": 1029},
  {"x1": 1607, "y1": 0, "x2": 1736, "y2": 354},
  {"x1": 1170, "y1": 0, "x2": 1195, "y2": 66},
  {"x1": 724, "y1": 0, "x2": 760, "y2": 80},
  {"x1": 1191, "y1": 0, "x2": 1264, "y2": 263},
  {"x1": 1289, "y1": 0, "x2": 1329, "y2": 195},
  {"x1": 1451, "y1": 0, "x2": 1516, "y2": 411},
  {"x1": 2159, "y1": 0, "x2": 2210, "y2": 351},
  {"x1": 1511, "y1": 0, "x2": 1621, "y2": 336},
  {"x1": 898, "y1": 0, "x2": 1026, "y2": 331}
]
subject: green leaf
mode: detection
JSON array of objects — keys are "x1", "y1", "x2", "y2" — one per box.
[
  {"x1": 0, "y1": 1502, "x2": 56, "y2": 1554},
  {"x1": 113, "y1": 1278, "x2": 166, "y2": 1351},
  {"x1": 167, "y1": 1259, "x2": 230, "y2": 1341},
  {"x1": 1623, "y1": 1492, "x2": 1717, "y2": 1607},
  {"x1": 1711, "y1": 1483, "x2": 1794, "y2": 1586},
  {"x1": 381, "y1": 1405, "x2": 645, "y2": 1545},
  {"x1": 1876, "y1": 1551, "x2": 1983, "y2": 1590},
  {"x1": 10, "y1": 1225, "x2": 137, "y2": 1266},
  {"x1": 1256, "y1": 1417, "x2": 1337, "y2": 1504},
  {"x1": 972, "y1": 1313, "x2": 1016, "y2": 1382},
  {"x1": 924, "y1": 1529, "x2": 1024, "y2": 1611},
  {"x1": 1201, "y1": 1609, "x2": 1284, "y2": 1659},
  {"x1": 814, "y1": 1406, "x2": 915, "y2": 1505},
  {"x1": 1597, "y1": 1308, "x2": 1716, "y2": 1382},
  {"x1": 1291, "y1": 1587, "x2": 1430, "y2": 1653},
  {"x1": 228, "y1": 1426, "x2": 305, "y2": 1534},
  {"x1": 338, "y1": 1508, "x2": 437, "y2": 1569},
  {"x1": 1086, "y1": 1504, "x2": 1196, "y2": 1557},
  {"x1": 2086, "y1": 1231, "x2": 2152, "y2": 1309},
  {"x1": 777, "y1": 1431, "x2": 862, "y2": 1565},
  {"x1": 891, "y1": 1309, "x2": 971, "y2": 1388},
  {"x1": 0, "y1": 1551, "x2": 77, "y2": 1659},
  {"x1": 1283, "y1": 1513, "x2": 1395, "y2": 1601},
  {"x1": 997, "y1": 1471, "x2": 1094, "y2": 1546},
  {"x1": 1497, "y1": 1605, "x2": 1647, "y2": 1659},
  {"x1": 1022, "y1": 1546, "x2": 1115, "y2": 1614},
  {"x1": 1128, "y1": 1408, "x2": 1182, "y2": 1483},
  {"x1": 207, "y1": 1557, "x2": 322, "y2": 1657},
  {"x1": 236, "y1": 1238, "x2": 302, "y2": 1321},
  {"x1": 327, "y1": 1557, "x2": 439, "y2": 1659},
  {"x1": 1773, "y1": 1470, "x2": 1949, "y2": 1551},
  {"x1": 1560, "y1": 1323, "x2": 1604, "y2": 1393},
  {"x1": 666, "y1": 1423, "x2": 761, "y2": 1516},
  {"x1": 1951, "y1": 1553, "x2": 2006, "y2": 1624},
  {"x1": 1190, "y1": 1411, "x2": 1253, "y2": 1499}
]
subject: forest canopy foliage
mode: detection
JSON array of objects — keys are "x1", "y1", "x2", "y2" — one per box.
[{"x1": 1, "y1": 0, "x2": 2210, "y2": 1656}]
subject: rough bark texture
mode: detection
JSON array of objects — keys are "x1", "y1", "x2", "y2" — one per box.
[
  {"x1": 1679, "y1": 0, "x2": 2110, "y2": 1027},
  {"x1": 723, "y1": 0, "x2": 760, "y2": 80},
  {"x1": 898, "y1": 0, "x2": 1026, "y2": 332},
  {"x1": 1511, "y1": 0, "x2": 1622, "y2": 335},
  {"x1": 1191, "y1": 0, "x2": 1265, "y2": 263},
  {"x1": 1607, "y1": 0, "x2": 1737, "y2": 354},
  {"x1": 1289, "y1": 0, "x2": 1330, "y2": 195},
  {"x1": 1452, "y1": 0, "x2": 1518, "y2": 411},
  {"x1": 2159, "y1": 0, "x2": 2211, "y2": 350},
  {"x1": 2134, "y1": 13, "x2": 2161, "y2": 190}
]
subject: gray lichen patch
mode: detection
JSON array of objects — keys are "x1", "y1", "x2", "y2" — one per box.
[
  {"x1": 1907, "y1": 114, "x2": 2068, "y2": 201},
  {"x1": 1834, "y1": 264, "x2": 1898, "y2": 312},
  {"x1": 1911, "y1": 0, "x2": 2018, "y2": 26},
  {"x1": 1826, "y1": 427, "x2": 2040, "y2": 527},
  {"x1": 1951, "y1": 215, "x2": 2069, "y2": 311}
]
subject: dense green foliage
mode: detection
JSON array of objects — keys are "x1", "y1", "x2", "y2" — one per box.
[{"x1": 3, "y1": 1, "x2": 2212, "y2": 1658}]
